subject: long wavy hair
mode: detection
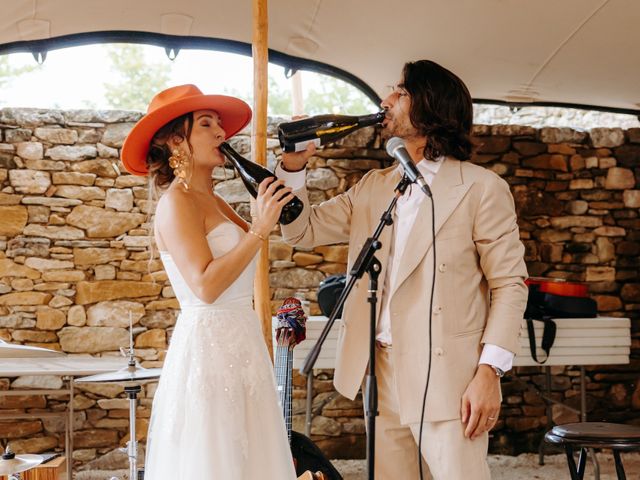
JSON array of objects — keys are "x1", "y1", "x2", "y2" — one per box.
[
  {"x1": 402, "y1": 60, "x2": 474, "y2": 161},
  {"x1": 144, "y1": 113, "x2": 194, "y2": 270}
]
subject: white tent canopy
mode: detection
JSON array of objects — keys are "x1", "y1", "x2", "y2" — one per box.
[{"x1": 1, "y1": 0, "x2": 639, "y2": 114}]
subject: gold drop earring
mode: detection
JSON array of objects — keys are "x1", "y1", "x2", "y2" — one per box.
[{"x1": 169, "y1": 149, "x2": 190, "y2": 190}]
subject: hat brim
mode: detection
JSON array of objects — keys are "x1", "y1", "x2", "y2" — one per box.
[{"x1": 121, "y1": 94, "x2": 252, "y2": 176}]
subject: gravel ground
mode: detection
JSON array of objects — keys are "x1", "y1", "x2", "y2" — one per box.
[
  {"x1": 74, "y1": 452, "x2": 640, "y2": 479},
  {"x1": 333, "y1": 452, "x2": 640, "y2": 479}
]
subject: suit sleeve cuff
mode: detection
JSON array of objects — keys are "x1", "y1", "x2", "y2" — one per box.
[
  {"x1": 275, "y1": 163, "x2": 307, "y2": 191},
  {"x1": 479, "y1": 343, "x2": 514, "y2": 372}
]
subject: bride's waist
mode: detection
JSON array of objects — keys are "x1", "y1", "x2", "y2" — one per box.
[{"x1": 179, "y1": 296, "x2": 253, "y2": 313}]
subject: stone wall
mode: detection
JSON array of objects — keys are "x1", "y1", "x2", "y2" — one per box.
[
  {"x1": 473, "y1": 104, "x2": 640, "y2": 130},
  {"x1": 0, "y1": 108, "x2": 639, "y2": 469}
]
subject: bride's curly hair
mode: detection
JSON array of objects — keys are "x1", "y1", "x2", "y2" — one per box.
[
  {"x1": 146, "y1": 112, "x2": 194, "y2": 191},
  {"x1": 402, "y1": 60, "x2": 474, "y2": 161},
  {"x1": 144, "y1": 113, "x2": 194, "y2": 269}
]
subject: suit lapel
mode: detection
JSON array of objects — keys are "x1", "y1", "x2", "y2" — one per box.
[
  {"x1": 371, "y1": 167, "x2": 402, "y2": 284},
  {"x1": 390, "y1": 157, "x2": 472, "y2": 298},
  {"x1": 354, "y1": 167, "x2": 401, "y2": 320}
]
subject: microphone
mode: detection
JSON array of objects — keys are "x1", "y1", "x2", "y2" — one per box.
[{"x1": 385, "y1": 137, "x2": 432, "y2": 197}]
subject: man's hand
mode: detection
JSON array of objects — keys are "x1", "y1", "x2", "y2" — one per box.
[
  {"x1": 281, "y1": 142, "x2": 316, "y2": 172},
  {"x1": 461, "y1": 364, "x2": 502, "y2": 439}
]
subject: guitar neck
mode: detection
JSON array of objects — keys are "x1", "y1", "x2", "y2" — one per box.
[{"x1": 274, "y1": 344, "x2": 294, "y2": 442}]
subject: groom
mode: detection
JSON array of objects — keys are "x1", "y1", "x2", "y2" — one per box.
[{"x1": 276, "y1": 60, "x2": 528, "y2": 479}]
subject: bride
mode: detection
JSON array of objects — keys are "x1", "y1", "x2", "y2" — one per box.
[{"x1": 121, "y1": 84, "x2": 297, "y2": 479}]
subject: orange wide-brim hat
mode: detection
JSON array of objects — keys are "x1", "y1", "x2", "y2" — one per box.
[{"x1": 121, "y1": 84, "x2": 252, "y2": 176}]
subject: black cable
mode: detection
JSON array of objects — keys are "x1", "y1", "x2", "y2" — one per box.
[{"x1": 418, "y1": 193, "x2": 436, "y2": 480}]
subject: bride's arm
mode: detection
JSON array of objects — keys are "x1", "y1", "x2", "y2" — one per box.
[{"x1": 156, "y1": 178, "x2": 293, "y2": 304}]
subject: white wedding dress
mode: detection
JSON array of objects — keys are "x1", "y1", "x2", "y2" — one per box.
[{"x1": 144, "y1": 221, "x2": 297, "y2": 479}]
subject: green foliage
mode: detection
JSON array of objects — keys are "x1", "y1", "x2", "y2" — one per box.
[
  {"x1": 304, "y1": 76, "x2": 375, "y2": 115},
  {"x1": 221, "y1": 72, "x2": 375, "y2": 116},
  {"x1": 103, "y1": 45, "x2": 171, "y2": 111},
  {"x1": 220, "y1": 85, "x2": 252, "y2": 105},
  {"x1": 220, "y1": 75, "x2": 293, "y2": 116},
  {"x1": 267, "y1": 75, "x2": 292, "y2": 116},
  {"x1": 0, "y1": 55, "x2": 37, "y2": 89},
  {"x1": 266, "y1": 73, "x2": 375, "y2": 116}
]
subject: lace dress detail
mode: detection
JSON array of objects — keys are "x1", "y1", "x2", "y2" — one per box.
[{"x1": 144, "y1": 222, "x2": 296, "y2": 479}]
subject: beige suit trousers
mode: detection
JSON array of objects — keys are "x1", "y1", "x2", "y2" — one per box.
[{"x1": 372, "y1": 346, "x2": 492, "y2": 480}]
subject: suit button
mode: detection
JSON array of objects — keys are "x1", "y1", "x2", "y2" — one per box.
[
  {"x1": 433, "y1": 306, "x2": 442, "y2": 314},
  {"x1": 438, "y1": 263, "x2": 447, "y2": 273},
  {"x1": 434, "y1": 347, "x2": 444, "y2": 356}
]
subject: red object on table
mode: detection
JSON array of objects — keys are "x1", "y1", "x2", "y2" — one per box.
[{"x1": 526, "y1": 277, "x2": 589, "y2": 298}]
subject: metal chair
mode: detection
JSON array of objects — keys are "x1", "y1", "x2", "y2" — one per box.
[{"x1": 544, "y1": 422, "x2": 640, "y2": 480}]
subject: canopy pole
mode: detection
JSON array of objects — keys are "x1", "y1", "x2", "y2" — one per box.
[
  {"x1": 291, "y1": 71, "x2": 304, "y2": 115},
  {"x1": 252, "y1": 0, "x2": 273, "y2": 361}
]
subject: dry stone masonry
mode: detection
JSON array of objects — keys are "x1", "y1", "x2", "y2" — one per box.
[{"x1": 0, "y1": 108, "x2": 638, "y2": 467}]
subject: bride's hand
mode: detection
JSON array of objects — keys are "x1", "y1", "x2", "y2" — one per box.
[{"x1": 251, "y1": 178, "x2": 294, "y2": 237}]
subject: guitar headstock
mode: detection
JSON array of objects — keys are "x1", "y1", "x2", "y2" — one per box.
[
  {"x1": 276, "y1": 296, "x2": 308, "y2": 349},
  {"x1": 276, "y1": 326, "x2": 296, "y2": 349}
]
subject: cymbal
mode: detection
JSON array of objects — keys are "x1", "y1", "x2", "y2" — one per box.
[
  {"x1": 0, "y1": 340, "x2": 65, "y2": 358},
  {"x1": 75, "y1": 365, "x2": 162, "y2": 383},
  {"x1": 0, "y1": 453, "x2": 43, "y2": 475}
]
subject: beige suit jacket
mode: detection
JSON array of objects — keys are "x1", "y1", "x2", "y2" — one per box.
[{"x1": 281, "y1": 158, "x2": 528, "y2": 423}]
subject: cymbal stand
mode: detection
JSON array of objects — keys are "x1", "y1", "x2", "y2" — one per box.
[
  {"x1": 121, "y1": 312, "x2": 142, "y2": 480},
  {"x1": 125, "y1": 384, "x2": 142, "y2": 480},
  {"x1": 119, "y1": 312, "x2": 138, "y2": 374}
]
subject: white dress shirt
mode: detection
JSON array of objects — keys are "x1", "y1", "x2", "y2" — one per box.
[{"x1": 276, "y1": 160, "x2": 514, "y2": 373}]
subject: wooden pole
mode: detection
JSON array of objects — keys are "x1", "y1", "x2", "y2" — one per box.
[
  {"x1": 252, "y1": 0, "x2": 273, "y2": 361},
  {"x1": 291, "y1": 71, "x2": 304, "y2": 116}
]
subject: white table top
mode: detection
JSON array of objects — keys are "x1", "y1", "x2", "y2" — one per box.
[
  {"x1": 0, "y1": 356, "x2": 127, "y2": 377},
  {"x1": 275, "y1": 316, "x2": 631, "y2": 369}
]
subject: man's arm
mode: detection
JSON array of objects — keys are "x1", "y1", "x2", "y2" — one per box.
[
  {"x1": 276, "y1": 149, "x2": 366, "y2": 248},
  {"x1": 475, "y1": 175, "x2": 529, "y2": 353},
  {"x1": 462, "y1": 173, "x2": 528, "y2": 439}
]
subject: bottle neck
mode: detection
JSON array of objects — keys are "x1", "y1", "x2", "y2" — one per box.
[
  {"x1": 358, "y1": 111, "x2": 386, "y2": 127},
  {"x1": 218, "y1": 142, "x2": 239, "y2": 161}
]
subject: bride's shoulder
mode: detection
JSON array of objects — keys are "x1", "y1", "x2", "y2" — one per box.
[{"x1": 156, "y1": 187, "x2": 200, "y2": 222}]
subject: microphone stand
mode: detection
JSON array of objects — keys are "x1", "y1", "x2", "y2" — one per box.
[{"x1": 301, "y1": 175, "x2": 412, "y2": 480}]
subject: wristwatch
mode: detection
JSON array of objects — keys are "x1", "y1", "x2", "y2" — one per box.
[{"x1": 490, "y1": 365, "x2": 505, "y2": 378}]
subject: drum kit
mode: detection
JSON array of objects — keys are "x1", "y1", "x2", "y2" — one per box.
[
  {"x1": 0, "y1": 315, "x2": 161, "y2": 480},
  {"x1": 0, "y1": 446, "x2": 43, "y2": 480}
]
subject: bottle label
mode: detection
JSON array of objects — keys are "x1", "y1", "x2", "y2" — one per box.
[{"x1": 293, "y1": 138, "x2": 321, "y2": 152}]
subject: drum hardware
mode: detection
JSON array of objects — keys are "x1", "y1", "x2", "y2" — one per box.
[
  {"x1": 0, "y1": 446, "x2": 43, "y2": 479},
  {"x1": 75, "y1": 314, "x2": 158, "y2": 480},
  {"x1": 75, "y1": 314, "x2": 161, "y2": 384},
  {"x1": 0, "y1": 338, "x2": 62, "y2": 478}
]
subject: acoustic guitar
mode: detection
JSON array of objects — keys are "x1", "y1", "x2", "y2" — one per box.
[{"x1": 275, "y1": 298, "x2": 343, "y2": 480}]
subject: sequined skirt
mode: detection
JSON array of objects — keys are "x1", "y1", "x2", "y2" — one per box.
[{"x1": 144, "y1": 301, "x2": 296, "y2": 479}]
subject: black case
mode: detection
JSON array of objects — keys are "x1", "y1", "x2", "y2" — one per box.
[{"x1": 317, "y1": 274, "x2": 346, "y2": 317}]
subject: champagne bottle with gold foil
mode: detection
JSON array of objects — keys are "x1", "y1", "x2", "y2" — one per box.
[
  {"x1": 219, "y1": 142, "x2": 303, "y2": 225},
  {"x1": 278, "y1": 111, "x2": 385, "y2": 153}
]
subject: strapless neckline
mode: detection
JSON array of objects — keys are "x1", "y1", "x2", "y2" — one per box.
[
  {"x1": 159, "y1": 220, "x2": 257, "y2": 308},
  {"x1": 206, "y1": 221, "x2": 246, "y2": 237},
  {"x1": 158, "y1": 221, "x2": 244, "y2": 254}
]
